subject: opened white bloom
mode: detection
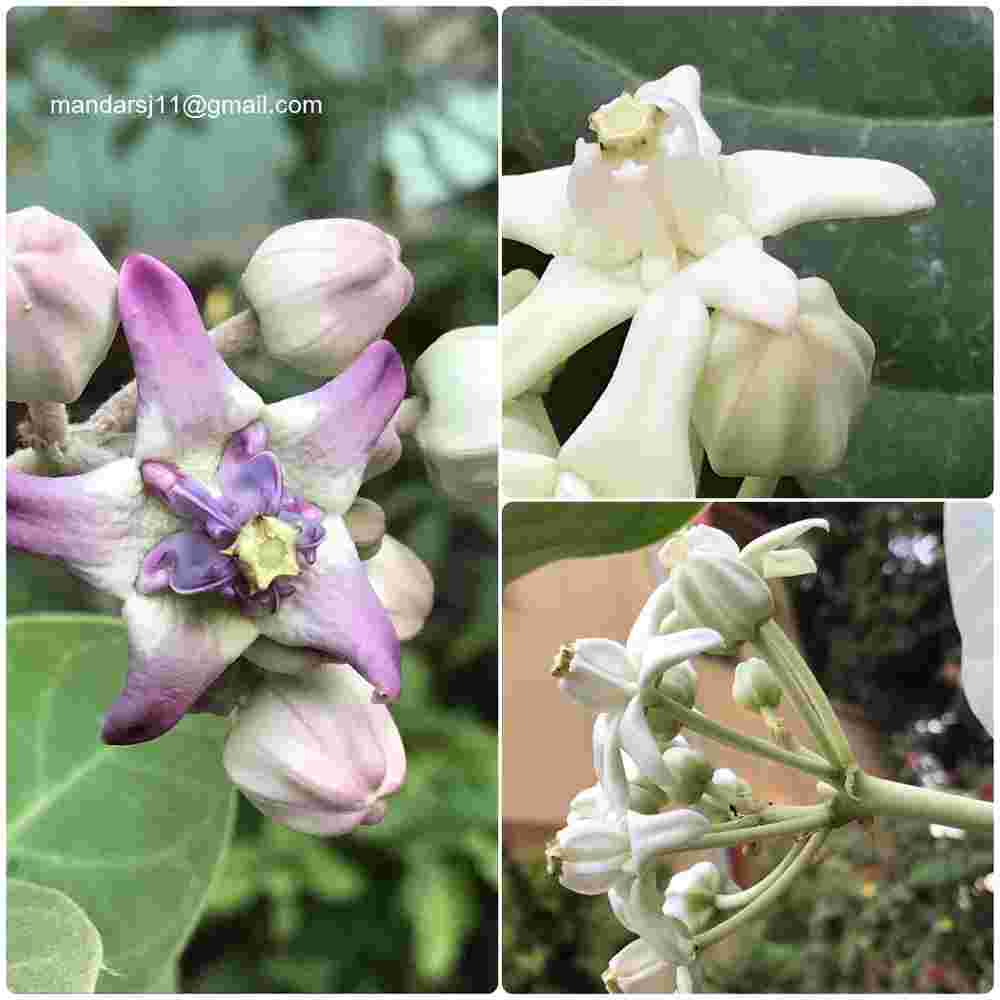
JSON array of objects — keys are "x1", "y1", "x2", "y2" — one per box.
[
  {"x1": 502, "y1": 64, "x2": 935, "y2": 498},
  {"x1": 546, "y1": 814, "x2": 631, "y2": 895},
  {"x1": 656, "y1": 520, "x2": 828, "y2": 641},
  {"x1": 554, "y1": 629, "x2": 724, "y2": 812},
  {"x1": 943, "y1": 503, "x2": 994, "y2": 735}
]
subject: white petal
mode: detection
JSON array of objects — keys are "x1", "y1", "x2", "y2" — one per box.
[
  {"x1": 598, "y1": 713, "x2": 632, "y2": 818},
  {"x1": 639, "y1": 628, "x2": 723, "y2": 688},
  {"x1": 761, "y1": 547, "x2": 817, "y2": 579},
  {"x1": 629, "y1": 809, "x2": 711, "y2": 869},
  {"x1": 740, "y1": 518, "x2": 829, "y2": 574},
  {"x1": 604, "y1": 938, "x2": 675, "y2": 993},
  {"x1": 636, "y1": 65, "x2": 722, "y2": 157},
  {"x1": 722, "y1": 150, "x2": 936, "y2": 238},
  {"x1": 501, "y1": 166, "x2": 575, "y2": 254},
  {"x1": 944, "y1": 503, "x2": 994, "y2": 735},
  {"x1": 503, "y1": 395, "x2": 559, "y2": 456},
  {"x1": 678, "y1": 239, "x2": 799, "y2": 333},
  {"x1": 626, "y1": 580, "x2": 676, "y2": 663},
  {"x1": 619, "y1": 696, "x2": 675, "y2": 788},
  {"x1": 501, "y1": 255, "x2": 644, "y2": 401},
  {"x1": 501, "y1": 448, "x2": 558, "y2": 499},
  {"x1": 558, "y1": 290, "x2": 710, "y2": 497},
  {"x1": 501, "y1": 268, "x2": 540, "y2": 315}
]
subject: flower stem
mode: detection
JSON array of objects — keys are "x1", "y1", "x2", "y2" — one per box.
[
  {"x1": 656, "y1": 805, "x2": 833, "y2": 855},
  {"x1": 646, "y1": 691, "x2": 840, "y2": 782},
  {"x1": 846, "y1": 772, "x2": 993, "y2": 832},
  {"x1": 755, "y1": 619, "x2": 855, "y2": 769},
  {"x1": 693, "y1": 829, "x2": 830, "y2": 952},
  {"x1": 713, "y1": 837, "x2": 806, "y2": 911},
  {"x1": 736, "y1": 477, "x2": 778, "y2": 498}
]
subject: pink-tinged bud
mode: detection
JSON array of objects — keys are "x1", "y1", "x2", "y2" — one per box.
[
  {"x1": 240, "y1": 218, "x2": 413, "y2": 376},
  {"x1": 6, "y1": 206, "x2": 118, "y2": 402},
  {"x1": 223, "y1": 663, "x2": 406, "y2": 836}
]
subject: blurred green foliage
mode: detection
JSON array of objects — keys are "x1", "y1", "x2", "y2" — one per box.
[{"x1": 7, "y1": 7, "x2": 497, "y2": 993}]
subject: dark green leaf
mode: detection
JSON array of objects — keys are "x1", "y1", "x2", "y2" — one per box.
[{"x1": 503, "y1": 502, "x2": 703, "y2": 583}]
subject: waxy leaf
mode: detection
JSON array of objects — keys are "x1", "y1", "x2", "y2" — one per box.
[
  {"x1": 503, "y1": 502, "x2": 702, "y2": 583},
  {"x1": 7, "y1": 615, "x2": 236, "y2": 993},
  {"x1": 7, "y1": 879, "x2": 103, "y2": 993},
  {"x1": 503, "y1": 9, "x2": 992, "y2": 497}
]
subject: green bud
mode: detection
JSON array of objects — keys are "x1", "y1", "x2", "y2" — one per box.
[
  {"x1": 662, "y1": 746, "x2": 714, "y2": 805},
  {"x1": 732, "y1": 657, "x2": 783, "y2": 713}
]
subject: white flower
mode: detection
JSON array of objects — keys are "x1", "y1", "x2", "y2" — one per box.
[
  {"x1": 556, "y1": 629, "x2": 723, "y2": 812},
  {"x1": 546, "y1": 815, "x2": 631, "y2": 895},
  {"x1": 603, "y1": 938, "x2": 674, "y2": 993},
  {"x1": 944, "y1": 503, "x2": 994, "y2": 735},
  {"x1": 502, "y1": 64, "x2": 935, "y2": 498},
  {"x1": 628, "y1": 808, "x2": 711, "y2": 870}
]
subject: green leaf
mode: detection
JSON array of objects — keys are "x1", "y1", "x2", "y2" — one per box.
[
  {"x1": 503, "y1": 502, "x2": 703, "y2": 583},
  {"x1": 401, "y1": 855, "x2": 478, "y2": 982},
  {"x1": 503, "y1": 9, "x2": 992, "y2": 497},
  {"x1": 7, "y1": 879, "x2": 103, "y2": 993},
  {"x1": 7, "y1": 615, "x2": 237, "y2": 993}
]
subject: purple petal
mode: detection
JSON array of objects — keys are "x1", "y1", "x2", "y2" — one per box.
[
  {"x1": 118, "y1": 254, "x2": 263, "y2": 463},
  {"x1": 217, "y1": 444, "x2": 283, "y2": 523},
  {"x1": 259, "y1": 519, "x2": 401, "y2": 700},
  {"x1": 263, "y1": 341, "x2": 406, "y2": 514},
  {"x1": 7, "y1": 459, "x2": 146, "y2": 599},
  {"x1": 278, "y1": 499, "x2": 326, "y2": 553},
  {"x1": 141, "y1": 461, "x2": 240, "y2": 539},
  {"x1": 138, "y1": 530, "x2": 238, "y2": 595},
  {"x1": 102, "y1": 593, "x2": 258, "y2": 745}
]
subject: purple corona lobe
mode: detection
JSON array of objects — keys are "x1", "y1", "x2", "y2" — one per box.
[{"x1": 140, "y1": 422, "x2": 325, "y2": 615}]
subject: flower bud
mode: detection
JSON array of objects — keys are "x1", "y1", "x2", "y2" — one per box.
[
  {"x1": 602, "y1": 938, "x2": 674, "y2": 993},
  {"x1": 240, "y1": 218, "x2": 413, "y2": 376},
  {"x1": 708, "y1": 768, "x2": 761, "y2": 813},
  {"x1": 546, "y1": 816, "x2": 631, "y2": 895},
  {"x1": 411, "y1": 325, "x2": 498, "y2": 504},
  {"x1": 7, "y1": 206, "x2": 118, "y2": 402},
  {"x1": 661, "y1": 747, "x2": 714, "y2": 804},
  {"x1": 671, "y1": 551, "x2": 774, "y2": 642},
  {"x1": 662, "y1": 861, "x2": 722, "y2": 932},
  {"x1": 732, "y1": 657, "x2": 783, "y2": 713},
  {"x1": 223, "y1": 663, "x2": 405, "y2": 836},
  {"x1": 692, "y1": 276, "x2": 874, "y2": 477}
]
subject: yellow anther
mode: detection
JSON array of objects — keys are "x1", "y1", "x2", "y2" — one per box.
[{"x1": 223, "y1": 515, "x2": 301, "y2": 592}]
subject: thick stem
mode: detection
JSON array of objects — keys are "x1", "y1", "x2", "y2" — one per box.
[
  {"x1": 693, "y1": 829, "x2": 830, "y2": 952},
  {"x1": 736, "y1": 477, "x2": 778, "y2": 499},
  {"x1": 756, "y1": 619, "x2": 855, "y2": 768},
  {"x1": 86, "y1": 309, "x2": 261, "y2": 434},
  {"x1": 654, "y1": 806, "x2": 832, "y2": 855},
  {"x1": 848, "y1": 772, "x2": 994, "y2": 832},
  {"x1": 646, "y1": 691, "x2": 840, "y2": 782}
]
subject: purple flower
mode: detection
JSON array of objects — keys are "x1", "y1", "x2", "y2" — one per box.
[{"x1": 8, "y1": 254, "x2": 407, "y2": 746}]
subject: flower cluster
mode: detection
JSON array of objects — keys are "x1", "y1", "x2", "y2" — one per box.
[
  {"x1": 501, "y1": 65, "x2": 935, "y2": 498},
  {"x1": 6, "y1": 209, "x2": 442, "y2": 835},
  {"x1": 547, "y1": 515, "x2": 831, "y2": 991}
]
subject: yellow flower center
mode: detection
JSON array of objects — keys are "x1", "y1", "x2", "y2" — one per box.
[
  {"x1": 223, "y1": 515, "x2": 301, "y2": 592},
  {"x1": 588, "y1": 92, "x2": 666, "y2": 164}
]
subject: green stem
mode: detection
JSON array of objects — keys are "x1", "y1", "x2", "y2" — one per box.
[
  {"x1": 713, "y1": 838, "x2": 806, "y2": 911},
  {"x1": 693, "y1": 829, "x2": 830, "y2": 951},
  {"x1": 756, "y1": 620, "x2": 854, "y2": 768},
  {"x1": 656, "y1": 806, "x2": 832, "y2": 854},
  {"x1": 646, "y1": 692, "x2": 840, "y2": 782},
  {"x1": 736, "y1": 477, "x2": 778, "y2": 499},
  {"x1": 848, "y1": 772, "x2": 994, "y2": 832}
]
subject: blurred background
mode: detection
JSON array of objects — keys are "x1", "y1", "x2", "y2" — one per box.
[
  {"x1": 7, "y1": 7, "x2": 497, "y2": 992},
  {"x1": 503, "y1": 502, "x2": 993, "y2": 993}
]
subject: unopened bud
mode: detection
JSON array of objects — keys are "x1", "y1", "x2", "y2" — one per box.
[
  {"x1": 7, "y1": 206, "x2": 118, "y2": 402},
  {"x1": 662, "y1": 746, "x2": 714, "y2": 805},
  {"x1": 241, "y1": 218, "x2": 413, "y2": 376},
  {"x1": 732, "y1": 657, "x2": 783, "y2": 713},
  {"x1": 411, "y1": 325, "x2": 498, "y2": 504},
  {"x1": 662, "y1": 860, "x2": 722, "y2": 932}
]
